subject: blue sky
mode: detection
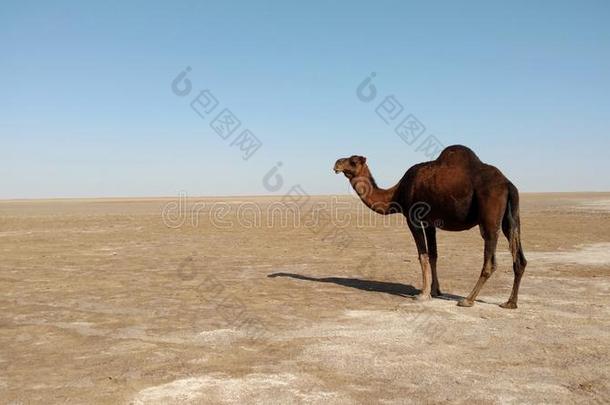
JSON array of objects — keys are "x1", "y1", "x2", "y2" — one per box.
[{"x1": 1, "y1": 0, "x2": 609, "y2": 198}]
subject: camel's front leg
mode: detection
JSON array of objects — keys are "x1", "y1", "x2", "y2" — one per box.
[
  {"x1": 426, "y1": 226, "x2": 442, "y2": 297},
  {"x1": 416, "y1": 253, "x2": 432, "y2": 300},
  {"x1": 409, "y1": 224, "x2": 433, "y2": 300}
]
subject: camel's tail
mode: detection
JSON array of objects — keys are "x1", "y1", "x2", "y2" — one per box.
[{"x1": 503, "y1": 182, "x2": 527, "y2": 269}]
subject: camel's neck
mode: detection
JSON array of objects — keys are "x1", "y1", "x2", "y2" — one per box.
[{"x1": 350, "y1": 165, "x2": 400, "y2": 215}]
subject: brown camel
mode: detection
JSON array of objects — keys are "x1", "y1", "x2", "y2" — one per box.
[{"x1": 333, "y1": 145, "x2": 527, "y2": 308}]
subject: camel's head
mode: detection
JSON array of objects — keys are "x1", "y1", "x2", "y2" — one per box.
[{"x1": 333, "y1": 155, "x2": 367, "y2": 179}]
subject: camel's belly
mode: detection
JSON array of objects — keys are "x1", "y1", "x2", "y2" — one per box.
[
  {"x1": 409, "y1": 189, "x2": 478, "y2": 231},
  {"x1": 435, "y1": 219, "x2": 478, "y2": 232}
]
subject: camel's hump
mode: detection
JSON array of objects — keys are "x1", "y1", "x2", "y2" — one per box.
[{"x1": 436, "y1": 145, "x2": 482, "y2": 164}]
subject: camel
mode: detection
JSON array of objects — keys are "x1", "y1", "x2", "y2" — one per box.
[{"x1": 333, "y1": 145, "x2": 527, "y2": 308}]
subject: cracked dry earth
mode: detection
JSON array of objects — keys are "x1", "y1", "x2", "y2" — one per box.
[{"x1": 1, "y1": 193, "x2": 609, "y2": 404}]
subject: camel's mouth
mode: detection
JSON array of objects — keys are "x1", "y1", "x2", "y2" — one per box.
[{"x1": 333, "y1": 159, "x2": 346, "y2": 174}]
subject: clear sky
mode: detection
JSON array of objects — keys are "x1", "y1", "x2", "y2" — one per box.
[{"x1": 2, "y1": 0, "x2": 609, "y2": 199}]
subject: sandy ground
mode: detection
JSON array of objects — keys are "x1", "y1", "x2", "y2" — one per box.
[{"x1": 1, "y1": 193, "x2": 609, "y2": 404}]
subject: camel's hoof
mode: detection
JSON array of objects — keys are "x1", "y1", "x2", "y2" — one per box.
[
  {"x1": 457, "y1": 299, "x2": 474, "y2": 307},
  {"x1": 500, "y1": 301, "x2": 517, "y2": 309},
  {"x1": 431, "y1": 290, "x2": 443, "y2": 298},
  {"x1": 415, "y1": 293, "x2": 431, "y2": 301}
]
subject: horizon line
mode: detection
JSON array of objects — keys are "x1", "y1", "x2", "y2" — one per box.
[{"x1": 1, "y1": 190, "x2": 610, "y2": 203}]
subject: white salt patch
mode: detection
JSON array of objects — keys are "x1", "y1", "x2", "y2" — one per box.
[
  {"x1": 132, "y1": 373, "x2": 338, "y2": 404},
  {"x1": 575, "y1": 200, "x2": 610, "y2": 212},
  {"x1": 132, "y1": 377, "x2": 208, "y2": 404},
  {"x1": 524, "y1": 243, "x2": 610, "y2": 266},
  {"x1": 195, "y1": 328, "x2": 239, "y2": 343}
]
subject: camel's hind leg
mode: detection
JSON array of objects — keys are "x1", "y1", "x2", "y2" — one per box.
[
  {"x1": 458, "y1": 231, "x2": 498, "y2": 307},
  {"x1": 500, "y1": 213, "x2": 527, "y2": 309},
  {"x1": 458, "y1": 187, "x2": 506, "y2": 308}
]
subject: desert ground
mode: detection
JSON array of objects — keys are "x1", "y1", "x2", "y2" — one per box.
[{"x1": 1, "y1": 193, "x2": 609, "y2": 404}]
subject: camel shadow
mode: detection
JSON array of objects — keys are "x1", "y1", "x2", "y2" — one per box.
[{"x1": 267, "y1": 272, "x2": 466, "y2": 302}]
